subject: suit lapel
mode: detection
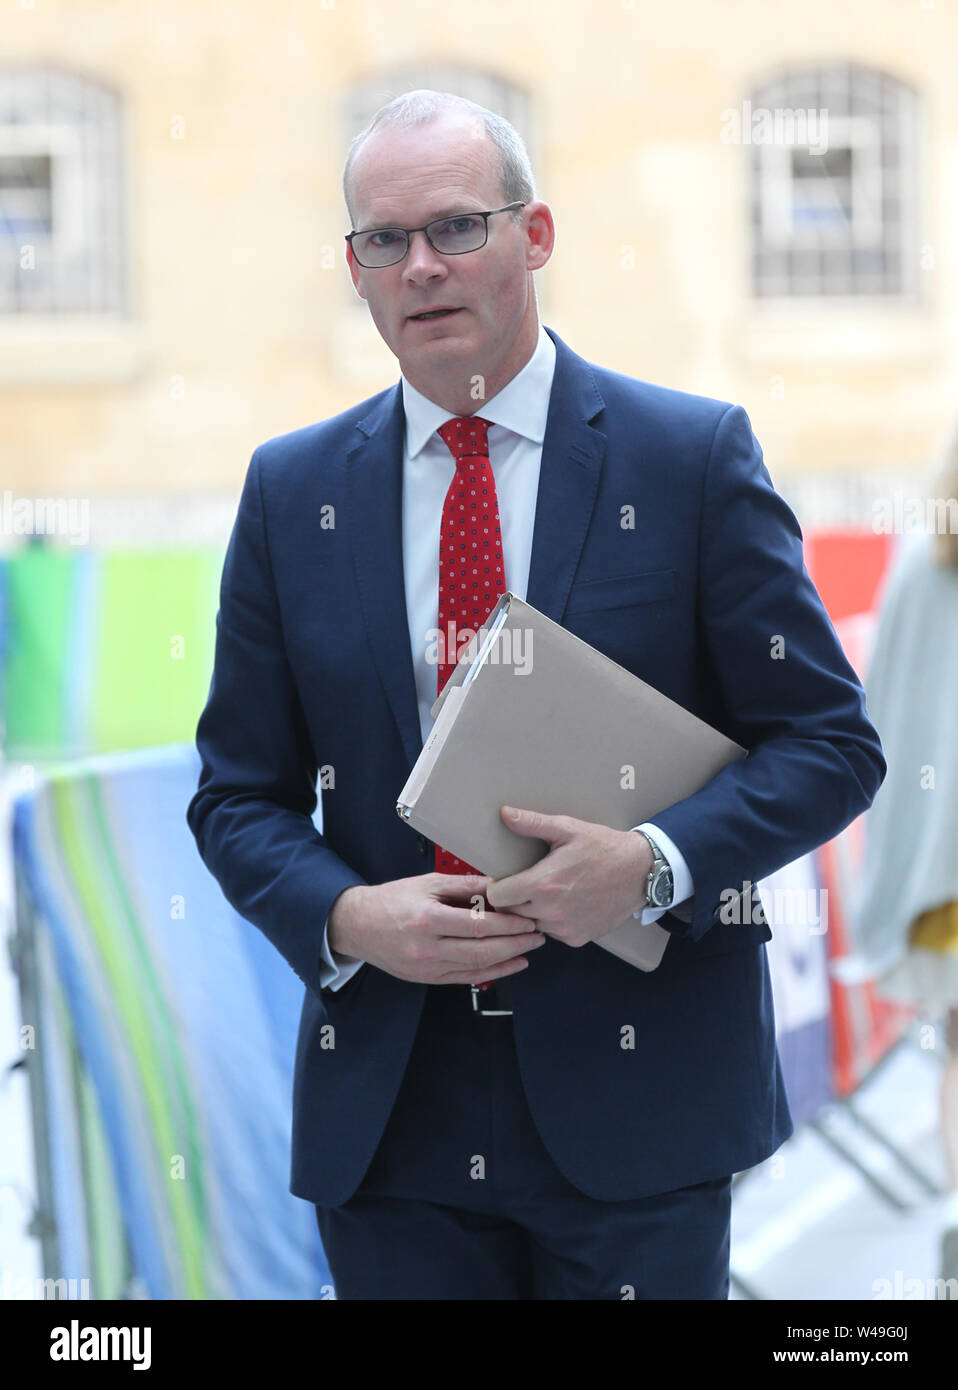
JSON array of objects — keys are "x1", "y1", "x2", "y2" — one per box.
[
  {"x1": 344, "y1": 385, "x2": 424, "y2": 774},
  {"x1": 344, "y1": 324, "x2": 608, "y2": 777},
  {"x1": 525, "y1": 325, "x2": 607, "y2": 621}
]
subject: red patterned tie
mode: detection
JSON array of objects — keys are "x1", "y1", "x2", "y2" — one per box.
[{"x1": 434, "y1": 415, "x2": 507, "y2": 990}]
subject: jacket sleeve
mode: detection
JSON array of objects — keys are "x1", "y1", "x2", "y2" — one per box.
[
  {"x1": 650, "y1": 404, "x2": 886, "y2": 944},
  {"x1": 186, "y1": 447, "x2": 368, "y2": 998}
]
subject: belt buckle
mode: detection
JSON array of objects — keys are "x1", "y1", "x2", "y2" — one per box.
[{"x1": 470, "y1": 983, "x2": 513, "y2": 1017}]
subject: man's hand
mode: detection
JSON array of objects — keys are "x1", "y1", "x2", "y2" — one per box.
[
  {"x1": 327, "y1": 872, "x2": 546, "y2": 985},
  {"x1": 484, "y1": 806, "x2": 653, "y2": 948}
]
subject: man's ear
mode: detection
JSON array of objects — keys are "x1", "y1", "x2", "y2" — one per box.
[{"x1": 523, "y1": 201, "x2": 555, "y2": 272}]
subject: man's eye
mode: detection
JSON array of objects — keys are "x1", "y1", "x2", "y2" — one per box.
[
  {"x1": 437, "y1": 217, "x2": 480, "y2": 236},
  {"x1": 369, "y1": 229, "x2": 401, "y2": 246}
]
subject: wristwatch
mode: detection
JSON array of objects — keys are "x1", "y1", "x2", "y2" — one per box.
[{"x1": 633, "y1": 829, "x2": 674, "y2": 910}]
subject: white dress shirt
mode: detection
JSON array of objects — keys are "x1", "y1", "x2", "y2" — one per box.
[{"x1": 319, "y1": 321, "x2": 693, "y2": 989}]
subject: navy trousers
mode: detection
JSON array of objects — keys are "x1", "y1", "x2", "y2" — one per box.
[{"x1": 315, "y1": 981, "x2": 732, "y2": 1300}]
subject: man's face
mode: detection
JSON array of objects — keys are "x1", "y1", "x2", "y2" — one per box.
[{"x1": 346, "y1": 114, "x2": 551, "y2": 403}]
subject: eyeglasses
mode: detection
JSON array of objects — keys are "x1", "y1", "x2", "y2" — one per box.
[{"x1": 346, "y1": 202, "x2": 526, "y2": 268}]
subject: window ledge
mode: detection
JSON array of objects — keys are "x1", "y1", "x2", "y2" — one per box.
[{"x1": 0, "y1": 317, "x2": 148, "y2": 384}]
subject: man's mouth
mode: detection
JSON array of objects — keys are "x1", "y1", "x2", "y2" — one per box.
[{"x1": 408, "y1": 308, "x2": 461, "y2": 321}]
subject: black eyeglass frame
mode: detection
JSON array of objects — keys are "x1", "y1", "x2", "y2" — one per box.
[{"x1": 345, "y1": 202, "x2": 527, "y2": 267}]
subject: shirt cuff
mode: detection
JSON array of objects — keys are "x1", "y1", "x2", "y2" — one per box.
[
  {"x1": 630, "y1": 822, "x2": 694, "y2": 922},
  {"x1": 318, "y1": 913, "x2": 366, "y2": 991}
]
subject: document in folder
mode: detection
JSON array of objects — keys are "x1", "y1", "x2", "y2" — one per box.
[{"x1": 396, "y1": 592, "x2": 747, "y2": 972}]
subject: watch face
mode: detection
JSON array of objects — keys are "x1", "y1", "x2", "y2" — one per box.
[{"x1": 651, "y1": 869, "x2": 674, "y2": 907}]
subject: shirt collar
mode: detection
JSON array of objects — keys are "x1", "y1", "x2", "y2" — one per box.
[{"x1": 401, "y1": 320, "x2": 556, "y2": 459}]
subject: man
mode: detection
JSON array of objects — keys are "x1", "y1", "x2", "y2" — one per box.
[{"x1": 187, "y1": 89, "x2": 886, "y2": 1299}]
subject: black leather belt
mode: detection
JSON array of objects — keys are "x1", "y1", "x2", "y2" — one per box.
[{"x1": 470, "y1": 976, "x2": 513, "y2": 1016}]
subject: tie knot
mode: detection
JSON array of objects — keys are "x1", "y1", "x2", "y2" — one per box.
[{"x1": 437, "y1": 415, "x2": 490, "y2": 462}]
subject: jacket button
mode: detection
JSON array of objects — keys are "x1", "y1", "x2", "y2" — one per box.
[{"x1": 417, "y1": 835, "x2": 429, "y2": 856}]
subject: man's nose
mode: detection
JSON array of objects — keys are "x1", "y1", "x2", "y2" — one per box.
[{"x1": 402, "y1": 228, "x2": 447, "y2": 281}]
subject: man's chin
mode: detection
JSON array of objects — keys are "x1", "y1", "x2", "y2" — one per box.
[{"x1": 404, "y1": 332, "x2": 476, "y2": 364}]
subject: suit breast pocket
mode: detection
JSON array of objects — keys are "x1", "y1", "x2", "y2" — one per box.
[{"x1": 565, "y1": 567, "x2": 677, "y2": 616}]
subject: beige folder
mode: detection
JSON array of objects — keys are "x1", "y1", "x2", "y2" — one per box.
[{"x1": 396, "y1": 591, "x2": 746, "y2": 971}]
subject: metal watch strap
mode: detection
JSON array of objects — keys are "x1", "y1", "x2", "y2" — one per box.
[{"x1": 634, "y1": 829, "x2": 673, "y2": 910}]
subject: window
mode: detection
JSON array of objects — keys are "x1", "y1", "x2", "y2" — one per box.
[
  {"x1": 0, "y1": 64, "x2": 128, "y2": 314},
  {"x1": 749, "y1": 62, "x2": 919, "y2": 298}
]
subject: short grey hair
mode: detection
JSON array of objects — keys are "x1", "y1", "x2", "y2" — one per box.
[{"x1": 343, "y1": 89, "x2": 535, "y2": 228}]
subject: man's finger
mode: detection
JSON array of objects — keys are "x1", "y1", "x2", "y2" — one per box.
[
  {"x1": 500, "y1": 805, "x2": 568, "y2": 840},
  {"x1": 428, "y1": 899, "x2": 540, "y2": 937},
  {"x1": 434, "y1": 955, "x2": 534, "y2": 986},
  {"x1": 433, "y1": 931, "x2": 545, "y2": 973},
  {"x1": 428, "y1": 872, "x2": 489, "y2": 899},
  {"x1": 485, "y1": 871, "x2": 536, "y2": 911}
]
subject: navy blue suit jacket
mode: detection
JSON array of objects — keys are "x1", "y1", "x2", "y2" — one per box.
[{"x1": 187, "y1": 324, "x2": 886, "y2": 1207}]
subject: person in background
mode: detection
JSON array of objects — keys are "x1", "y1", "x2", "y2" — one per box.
[{"x1": 851, "y1": 433, "x2": 958, "y2": 1288}]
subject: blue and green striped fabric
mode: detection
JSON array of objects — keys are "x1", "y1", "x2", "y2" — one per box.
[
  {"x1": 1, "y1": 547, "x2": 222, "y2": 758},
  {"x1": 13, "y1": 743, "x2": 332, "y2": 1299}
]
